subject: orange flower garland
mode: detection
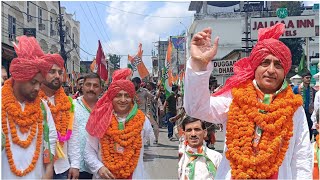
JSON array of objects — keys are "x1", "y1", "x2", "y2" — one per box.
[
  {"x1": 1, "y1": 79, "x2": 43, "y2": 176},
  {"x1": 100, "y1": 110, "x2": 145, "y2": 178},
  {"x1": 39, "y1": 87, "x2": 71, "y2": 138},
  {"x1": 226, "y1": 80, "x2": 302, "y2": 179}
]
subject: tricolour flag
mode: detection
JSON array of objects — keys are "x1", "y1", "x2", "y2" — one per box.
[
  {"x1": 128, "y1": 43, "x2": 149, "y2": 79},
  {"x1": 162, "y1": 38, "x2": 174, "y2": 98}
]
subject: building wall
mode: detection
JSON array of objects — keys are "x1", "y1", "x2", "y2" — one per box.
[
  {"x1": 1, "y1": 1, "x2": 80, "y2": 73},
  {"x1": 187, "y1": 4, "x2": 319, "y2": 85}
]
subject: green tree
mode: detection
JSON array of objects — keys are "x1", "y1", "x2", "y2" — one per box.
[
  {"x1": 275, "y1": 1, "x2": 304, "y2": 66},
  {"x1": 109, "y1": 54, "x2": 121, "y2": 70}
]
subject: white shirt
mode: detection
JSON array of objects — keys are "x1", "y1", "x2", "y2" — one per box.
[
  {"x1": 84, "y1": 116, "x2": 155, "y2": 179},
  {"x1": 178, "y1": 145, "x2": 222, "y2": 180},
  {"x1": 46, "y1": 95, "x2": 80, "y2": 174},
  {"x1": 311, "y1": 90, "x2": 320, "y2": 129},
  {"x1": 183, "y1": 60, "x2": 313, "y2": 179},
  {"x1": 2, "y1": 100, "x2": 57, "y2": 179}
]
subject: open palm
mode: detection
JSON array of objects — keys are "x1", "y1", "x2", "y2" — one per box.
[{"x1": 190, "y1": 28, "x2": 219, "y2": 64}]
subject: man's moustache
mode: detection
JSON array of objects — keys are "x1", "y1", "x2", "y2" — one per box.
[{"x1": 87, "y1": 91, "x2": 96, "y2": 95}]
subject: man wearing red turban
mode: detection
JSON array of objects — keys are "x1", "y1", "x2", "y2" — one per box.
[
  {"x1": 84, "y1": 68, "x2": 155, "y2": 179},
  {"x1": 2, "y1": 36, "x2": 57, "y2": 179},
  {"x1": 38, "y1": 53, "x2": 80, "y2": 179},
  {"x1": 184, "y1": 23, "x2": 312, "y2": 179}
]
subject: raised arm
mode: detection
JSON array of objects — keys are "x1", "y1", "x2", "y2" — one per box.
[{"x1": 184, "y1": 28, "x2": 231, "y2": 124}]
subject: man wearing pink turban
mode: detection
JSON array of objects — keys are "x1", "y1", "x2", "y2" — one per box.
[
  {"x1": 38, "y1": 53, "x2": 80, "y2": 179},
  {"x1": 84, "y1": 68, "x2": 155, "y2": 179},
  {"x1": 184, "y1": 23, "x2": 312, "y2": 179},
  {"x1": 2, "y1": 36, "x2": 57, "y2": 179}
]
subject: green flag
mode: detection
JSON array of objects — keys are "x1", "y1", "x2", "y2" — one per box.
[{"x1": 298, "y1": 50, "x2": 306, "y2": 74}]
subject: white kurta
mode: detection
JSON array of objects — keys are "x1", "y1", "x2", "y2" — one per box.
[
  {"x1": 178, "y1": 145, "x2": 222, "y2": 180},
  {"x1": 45, "y1": 96, "x2": 80, "y2": 174},
  {"x1": 2, "y1": 100, "x2": 57, "y2": 179},
  {"x1": 311, "y1": 90, "x2": 320, "y2": 129},
  {"x1": 84, "y1": 116, "x2": 155, "y2": 179},
  {"x1": 184, "y1": 60, "x2": 313, "y2": 179}
]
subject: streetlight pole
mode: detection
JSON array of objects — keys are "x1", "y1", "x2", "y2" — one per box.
[{"x1": 179, "y1": 22, "x2": 188, "y2": 73}]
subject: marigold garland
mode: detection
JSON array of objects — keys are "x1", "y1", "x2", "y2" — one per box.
[
  {"x1": 39, "y1": 87, "x2": 72, "y2": 140},
  {"x1": 100, "y1": 110, "x2": 145, "y2": 178},
  {"x1": 1, "y1": 79, "x2": 43, "y2": 176},
  {"x1": 226, "y1": 80, "x2": 302, "y2": 179}
]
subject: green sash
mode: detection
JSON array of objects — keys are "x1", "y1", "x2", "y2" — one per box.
[
  {"x1": 41, "y1": 102, "x2": 53, "y2": 163},
  {"x1": 117, "y1": 103, "x2": 138, "y2": 130},
  {"x1": 185, "y1": 146, "x2": 216, "y2": 180}
]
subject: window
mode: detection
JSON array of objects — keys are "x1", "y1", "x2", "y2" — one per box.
[
  {"x1": 38, "y1": 8, "x2": 42, "y2": 24},
  {"x1": 50, "y1": 16, "x2": 53, "y2": 33},
  {"x1": 316, "y1": 25, "x2": 319, "y2": 37},
  {"x1": 8, "y1": 15, "x2": 16, "y2": 41},
  {"x1": 27, "y1": 1, "x2": 30, "y2": 16},
  {"x1": 72, "y1": 33, "x2": 74, "y2": 47}
]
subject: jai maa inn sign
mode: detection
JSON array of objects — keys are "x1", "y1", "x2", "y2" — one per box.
[{"x1": 251, "y1": 16, "x2": 316, "y2": 39}]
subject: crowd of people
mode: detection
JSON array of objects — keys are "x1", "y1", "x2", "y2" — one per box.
[{"x1": 1, "y1": 22, "x2": 319, "y2": 180}]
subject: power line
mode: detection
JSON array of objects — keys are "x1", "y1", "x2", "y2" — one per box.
[
  {"x1": 66, "y1": 32, "x2": 96, "y2": 56},
  {"x1": 79, "y1": 3, "x2": 114, "y2": 54},
  {"x1": 85, "y1": 2, "x2": 117, "y2": 54},
  {"x1": 92, "y1": 2, "x2": 119, "y2": 54},
  {"x1": 2, "y1": 2, "x2": 58, "y2": 22},
  {"x1": 95, "y1": 1, "x2": 193, "y2": 19}
]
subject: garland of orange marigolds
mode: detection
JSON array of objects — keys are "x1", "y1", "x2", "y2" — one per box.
[
  {"x1": 225, "y1": 80, "x2": 302, "y2": 179},
  {"x1": 100, "y1": 110, "x2": 145, "y2": 178},
  {"x1": 1, "y1": 79, "x2": 43, "y2": 176},
  {"x1": 39, "y1": 87, "x2": 73, "y2": 142}
]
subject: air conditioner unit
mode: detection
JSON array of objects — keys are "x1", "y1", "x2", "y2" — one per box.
[
  {"x1": 65, "y1": 39, "x2": 70, "y2": 44},
  {"x1": 38, "y1": 23, "x2": 45, "y2": 31},
  {"x1": 27, "y1": 15, "x2": 32, "y2": 22},
  {"x1": 50, "y1": 30, "x2": 56, "y2": 36}
]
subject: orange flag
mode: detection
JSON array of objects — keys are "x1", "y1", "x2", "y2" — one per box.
[
  {"x1": 90, "y1": 59, "x2": 97, "y2": 72},
  {"x1": 128, "y1": 43, "x2": 149, "y2": 79}
]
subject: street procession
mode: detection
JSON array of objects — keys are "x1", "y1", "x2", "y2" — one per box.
[{"x1": 1, "y1": 1, "x2": 320, "y2": 179}]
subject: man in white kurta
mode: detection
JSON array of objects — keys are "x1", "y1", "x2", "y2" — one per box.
[
  {"x1": 178, "y1": 116, "x2": 222, "y2": 179},
  {"x1": 184, "y1": 24, "x2": 312, "y2": 179},
  {"x1": 85, "y1": 117, "x2": 154, "y2": 179},
  {"x1": 84, "y1": 68, "x2": 155, "y2": 179},
  {"x1": 2, "y1": 100, "x2": 57, "y2": 179},
  {"x1": 39, "y1": 53, "x2": 80, "y2": 179},
  {"x1": 1, "y1": 35, "x2": 57, "y2": 179}
]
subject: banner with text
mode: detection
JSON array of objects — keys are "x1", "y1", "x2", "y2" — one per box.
[
  {"x1": 251, "y1": 16, "x2": 315, "y2": 39},
  {"x1": 212, "y1": 60, "x2": 237, "y2": 76}
]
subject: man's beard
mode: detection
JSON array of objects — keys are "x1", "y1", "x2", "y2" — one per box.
[
  {"x1": 44, "y1": 79, "x2": 61, "y2": 90},
  {"x1": 20, "y1": 89, "x2": 38, "y2": 102}
]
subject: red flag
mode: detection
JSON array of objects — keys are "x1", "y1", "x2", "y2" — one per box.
[{"x1": 96, "y1": 40, "x2": 108, "y2": 81}]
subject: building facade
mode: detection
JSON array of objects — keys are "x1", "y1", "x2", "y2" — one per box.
[
  {"x1": 1, "y1": 1, "x2": 81, "y2": 75},
  {"x1": 187, "y1": 1, "x2": 319, "y2": 85}
]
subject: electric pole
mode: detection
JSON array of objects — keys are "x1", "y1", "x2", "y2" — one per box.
[{"x1": 58, "y1": 1, "x2": 67, "y2": 69}]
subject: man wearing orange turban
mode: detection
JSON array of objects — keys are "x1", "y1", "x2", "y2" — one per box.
[
  {"x1": 184, "y1": 23, "x2": 312, "y2": 179},
  {"x1": 2, "y1": 36, "x2": 57, "y2": 179},
  {"x1": 38, "y1": 53, "x2": 80, "y2": 179},
  {"x1": 84, "y1": 68, "x2": 155, "y2": 179}
]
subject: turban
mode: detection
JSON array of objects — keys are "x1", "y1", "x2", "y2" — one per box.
[
  {"x1": 214, "y1": 23, "x2": 291, "y2": 96},
  {"x1": 41, "y1": 53, "x2": 64, "y2": 75},
  {"x1": 9, "y1": 36, "x2": 47, "y2": 81},
  {"x1": 86, "y1": 68, "x2": 135, "y2": 138}
]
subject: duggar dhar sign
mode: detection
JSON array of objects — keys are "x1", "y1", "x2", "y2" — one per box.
[
  {"x1": 212, "y1": 60, "x2": 237, "y2": 76},
  {"x1": 251, "y1": 16, "x2": 315, "y2": 39}
]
